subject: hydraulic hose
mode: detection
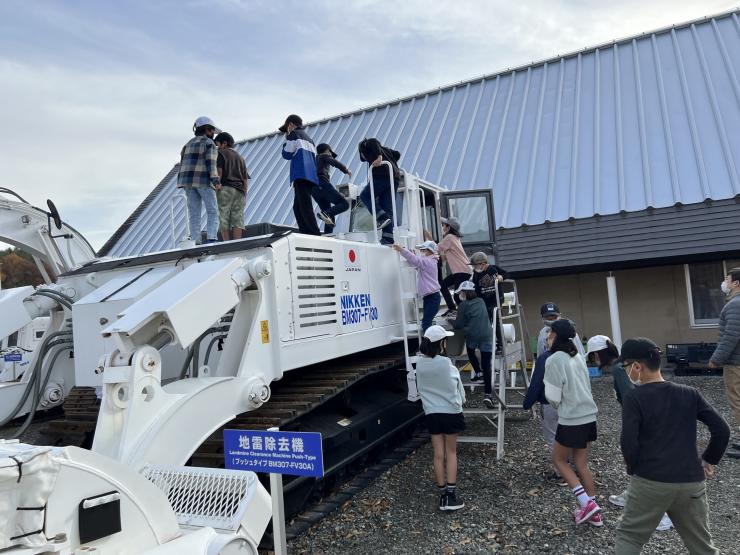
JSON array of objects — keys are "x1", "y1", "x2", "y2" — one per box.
[
  {"x1": 11, "y1": 344, "x2": 71, "y2": 439},
  {"x1": 179, "y1": 325, "x2": 230, "y2": 379},
  {"x1": 203, "y1": 335, "x2": 228, "y2": 366},
  {"x1": 178, "y1": 347, "x2": 195, "y2": 380},
  {"x1": 30, "y1": 290, "x2": 72, "y2": 310},
  {"x1": 36, "y1": 287, "x2": 75, "y2": 302},
  {"x1": 0, "y1": 331, "x2": 72, "y2": 428}
]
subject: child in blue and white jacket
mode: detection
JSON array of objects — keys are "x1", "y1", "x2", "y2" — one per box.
[{"x1": 279, "y1": 114, "x2": 320, "y2": 236}]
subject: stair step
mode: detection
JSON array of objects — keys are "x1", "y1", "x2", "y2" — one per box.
[{"x1": 458, "y1": 436, "x2": 499, "y2": 444}]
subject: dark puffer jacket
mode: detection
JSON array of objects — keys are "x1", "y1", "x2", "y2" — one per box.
[{"x1": 710, "y1": 290, "x2": 740, "y2": 366}]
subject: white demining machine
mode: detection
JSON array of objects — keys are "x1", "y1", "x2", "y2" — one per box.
[
  {"x1": 0, "y1": 168, "x2": 500, "y2": 553},
  {"x1": 0, "y1": 188, "x2": 97, "y2": 426}
]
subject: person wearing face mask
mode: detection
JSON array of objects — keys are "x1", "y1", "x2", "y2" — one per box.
[
  {"x1": 587, "y1": 335, "x2": 673, "y2": 530},
  {"x1": 537, "y1": 302, "x2": 587, "y2": 358},
  {"x1": 522, "y1": 340, "x2": 563, "y2": 484},
  {"x1": 616, "y1": 338, "x2": 730, "y2": 555},
  {"x1": 543, "y1": 319, "x2": 602, "y2": 526},
  {"x1": 708, "y1": 267, "x2": 740, "y2": 459}
]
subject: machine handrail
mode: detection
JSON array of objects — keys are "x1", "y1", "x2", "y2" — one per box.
[{"x1": 169, "y1": 193, "x2": 190, "y2": 248}]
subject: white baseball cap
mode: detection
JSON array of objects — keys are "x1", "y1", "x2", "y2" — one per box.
[
  {"x1": 415, "y1": 240, "x2": 438, "y2": 254},
  {"x1": 454, "y1": 280, "x2": 476, "y2": 293},
  {"x1": 193, "y1": 116, "x2": 221, "y2": 132},
  {"x1": 586, "y1": 334, "x2": 611, "y2": 355},
  {"x1": 424, "y1": 325, "x2": 454, "y2": 342}
]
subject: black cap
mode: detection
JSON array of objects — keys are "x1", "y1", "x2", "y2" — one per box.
[
  {"x1": 618, "y1": 338, "x2": 662, "y2": 363},
  {"x1": 547, "y1": 318, "x2": 576, "y2": 340},
  {"x1": 540, "y1": 302, "x2": 560, "y2": 317},
  {"x1": 279, "y1": 114, "x2": 303, "y2": 133},
  {"x1": 316, "y1": 143, "x2": 337, "y2": 157}
]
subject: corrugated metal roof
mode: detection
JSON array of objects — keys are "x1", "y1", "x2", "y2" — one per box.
[{"x1": 102, "y1": 9, "x2": 740, "y2": 258}]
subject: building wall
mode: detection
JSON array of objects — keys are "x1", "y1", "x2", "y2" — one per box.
[{"x1": 515, "y1": 264, "x2": 718, "y2": 351}]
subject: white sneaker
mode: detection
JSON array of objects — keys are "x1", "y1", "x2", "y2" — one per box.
[
  {"x1": 608, "y1": 491, "x2": 627, "y2": 508},
  {"x1": 656, "y1": 514, "x2": 673, "y2": 531}
]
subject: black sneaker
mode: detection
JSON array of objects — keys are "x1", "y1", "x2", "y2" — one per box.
[
  {"x1": 377, "y1": 217, "x2": 392, "y2": 230},
  {"x1": 317, "y1": 211, "x2": 335, "y2": 226},
  {"x1": 438, "y1": 492, "x2": 448, "y2": 511},
  {"x1": 443, "y1": 491, "x2": 464, "y2": 511},
  {"x1": 470, "y1": 373, "x2": 484, "y2": 383},
  {"x1": 483, "y1": 395, "x2": 494, "y2": 409},
  {"x1": 442, "y1": 309, "x2": 457, "y2": 317}
]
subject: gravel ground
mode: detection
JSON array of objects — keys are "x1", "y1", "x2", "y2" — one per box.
[
  {"x1": 290, "y1": 374, "x2": 740, "y2": 555},
  {"x1": 3, "y1": 375, "x2": 738, "y2": 554}
]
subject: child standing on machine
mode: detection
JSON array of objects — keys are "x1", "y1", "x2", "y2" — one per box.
[
  {"x1": 392, "y1": 241, "x2": 441, "y2": 333},
  {"x1": 451, "y1": 280, "x2": 495, "y2": 408},
  {"x1": 415, "y1": 325, "x2": 466, "y2": 511}
]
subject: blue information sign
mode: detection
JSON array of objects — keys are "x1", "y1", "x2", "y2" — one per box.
[
  {"x1": 3, "y1": 353, "x2": 22, "y2": 362},
  {"x1": 223, "y1": 429, "x2": 324, "y2": 478}
]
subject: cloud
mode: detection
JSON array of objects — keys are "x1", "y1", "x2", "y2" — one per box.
[{"x1": 1, "y1": 0, "x2": 736, "y2": 250}]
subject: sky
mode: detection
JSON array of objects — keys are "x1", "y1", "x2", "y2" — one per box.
[{"x1": 1, "y1": 0, "x2": 736, "y2": 250}]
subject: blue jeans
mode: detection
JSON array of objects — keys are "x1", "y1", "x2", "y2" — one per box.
[
  {"x1": 359, "y1": 174, "x2": 394, "y2": 243},
  {"x1": 186, "y1": 187, "x2": 219, "y2": 242},
  {"x1": 311, "y1": 181, "x2": 349, "y2": 233},
  {"x1": 421, "y1": 291, "x2": 441, "y2": 333}
]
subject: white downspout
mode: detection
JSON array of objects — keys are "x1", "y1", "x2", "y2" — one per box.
[{"x1": 607, "y1": 273, "x2": 623, "y2": 347}]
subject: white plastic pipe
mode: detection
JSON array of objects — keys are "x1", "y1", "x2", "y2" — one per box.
[{"x1": 606, "y1": 274, "x2": 623, "y2": 347}]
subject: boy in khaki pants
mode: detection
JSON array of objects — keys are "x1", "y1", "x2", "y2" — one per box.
[{"x1": 615, "y1": 338, "x2": 730, "y2": 554}]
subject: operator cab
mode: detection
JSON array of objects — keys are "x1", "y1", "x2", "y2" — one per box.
[{"x1": 343, "y1": 171, "x2": 496, "y2": 258}]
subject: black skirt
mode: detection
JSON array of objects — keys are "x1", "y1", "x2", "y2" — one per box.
[
  {"x1": 425, "y1": 412, "x2": 466, "y2": 435},
  {"x1": 555, "y1": 421, "x2": 597, "y2": 449}
]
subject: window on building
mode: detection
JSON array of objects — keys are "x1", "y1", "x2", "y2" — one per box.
[{"x1": 685, "y1": 260, "x2": 740, "y2": 327}]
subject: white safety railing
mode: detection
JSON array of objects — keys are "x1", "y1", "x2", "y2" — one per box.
[{"x1": 170, "y1": 193, "x2": 191, "y2": 249}]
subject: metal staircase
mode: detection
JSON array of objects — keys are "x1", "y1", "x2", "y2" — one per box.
[{"x1": 458, "y1": 279, "x2": 531, "y2": 460}]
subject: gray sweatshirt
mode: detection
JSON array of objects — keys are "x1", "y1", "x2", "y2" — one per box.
[
  {"x1": 416, "y1": 355, "x2": 466, "y2": 415},
  {"x1": 710, "y1": 290, "x2": 740, "y2": 366},
  {"x1": 544, "y1": 351, "x2": 598, "y2": 426}
]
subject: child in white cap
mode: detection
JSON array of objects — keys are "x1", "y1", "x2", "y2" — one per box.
[
  {"x1": 392, "y1": 241, "x2": 441, "y2": 332},
  {"x1": 416, "y1": 325, "x2": 466, "y2": 511},
  {"x1": 451, "y1": 280, "x2": 495, "y2": 408}
]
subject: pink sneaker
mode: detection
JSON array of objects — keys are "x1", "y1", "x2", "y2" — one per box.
[
  {"x1": 574, "y1": 499, "x2": 601, "y2": 525},
  {"x1": 572, "y1": 507, "x2": 604, "y2": 527},
  {"x1": 587, "y1": 512, "x2": 604, "y2": 527}
]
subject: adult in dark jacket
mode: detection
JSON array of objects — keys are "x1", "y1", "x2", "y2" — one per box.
[
  {"x1": 358, "y1": 138, "x2": 401, "y2": 245},
  {"x1": 616, "y1": 338, "x2": 729, "y2": 554},
  {"x1": 279, "y1": 114, "x2": 320, "y2": 236},
  {"x1": 709, "y1": 267, "x2": 740, "y2": 458},
  {"x1": 311, "y1": 143, "x2": 351, "y2": 234}
]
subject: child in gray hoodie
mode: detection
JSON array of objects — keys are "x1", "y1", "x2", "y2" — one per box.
[{"x1": 416, "y1": 325, "x2": 466, "y2": 512}]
